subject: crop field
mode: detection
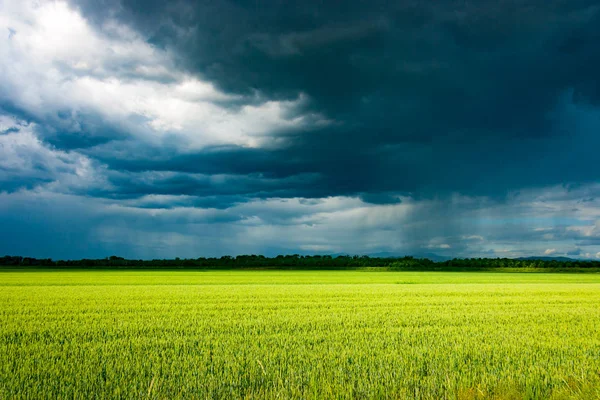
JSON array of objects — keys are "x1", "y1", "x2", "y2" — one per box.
[{"x1": 1, "y1": 270, "x2": 600, "y2": 399}]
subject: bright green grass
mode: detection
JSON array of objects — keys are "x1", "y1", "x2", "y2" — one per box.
[
  {"x1": 2, "y1": 269, "x2": 600, "y2": 286},
  {"x1": 1, "y1": 270, "x2": 600, "y2": 399}
]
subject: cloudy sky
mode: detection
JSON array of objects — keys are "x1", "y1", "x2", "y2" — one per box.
[{"x1": 1, "y1": 0, "x2": 599, "y2": 259}]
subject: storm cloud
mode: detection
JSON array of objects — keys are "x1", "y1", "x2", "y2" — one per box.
[{"x1": 1, "y1": 0, "x2": 599, "y2": 259}]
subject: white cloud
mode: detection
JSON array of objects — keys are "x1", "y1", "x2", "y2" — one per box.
[
  {"x1": 0, "y1": 114, "x2": 26, "y2": 131},
  {"x1": 544, "y1": 248, "x2": 556, "y2": 255},
  {"x1": 462, "y1": 235, "x2": 484, "y2": 241},
  {"x1": 0, "y1": 0, "x2": 328, "y2": 150},
  {"x1": 299, "y1": 244, "x2": 335, "y2": 252},
  {"x1": 0, "y1": 116, "x2": 108, "y2": 192},
  {"x1": 425, "y1": 241, "x2": 452, "y2": 250}
]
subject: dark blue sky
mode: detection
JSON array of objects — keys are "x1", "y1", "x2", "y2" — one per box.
[{"x1": 1, "y1": 0, "x2": 600, "y2": 259}]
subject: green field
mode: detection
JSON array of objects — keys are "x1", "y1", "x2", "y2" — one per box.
[{"x1": 1, "y1": 270, "x2": 600, "y2": 399}]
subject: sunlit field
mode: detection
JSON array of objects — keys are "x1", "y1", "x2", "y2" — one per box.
[{"x1": 1, "y1": 270, "x2": 600, "y2": 399}]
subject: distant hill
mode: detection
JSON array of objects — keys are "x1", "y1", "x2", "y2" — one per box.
[
  {"x1": 516, "y1": 256, "x2": 576, "y2": 262},
  {"x1": 411, "y1": 253, "x2": 453, "y2": 262},
  {"x1": 331, "y1": 252, "x2": 453, "y2": 262}
]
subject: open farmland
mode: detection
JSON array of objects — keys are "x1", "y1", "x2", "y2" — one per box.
[{"x1": 1, "y1": 270, "x2": 600, "y2": 399}]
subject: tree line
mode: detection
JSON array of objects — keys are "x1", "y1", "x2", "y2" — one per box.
[{"x1": 1, "y1": 255, "x2": 599, "y2": 270}]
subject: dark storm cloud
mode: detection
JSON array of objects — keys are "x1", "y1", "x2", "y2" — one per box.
[
  {"x1": 78, "y1": 0, "x2": 600, "y2": 108},
  {"x1": 43, "y1": 114, "x2": 134, "y2": 150},
  {"x1": 1, "y1": 100, "x2": 132, "y2": 151},
  {"x1": 88, "y1": 142, "x2": 312, "y2": 178},
  {"x1": 0, "y1": 176, "x2": 53, "y2": 193},
  {"x1": 66, "y1": 0, "x2": 600, "y2": 202},
  {"x1": 102, "y1": 169, "x2": 324, "y2": 200}
]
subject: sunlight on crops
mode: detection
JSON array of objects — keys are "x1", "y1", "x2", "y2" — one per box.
[{"x1": 1, "y1": 271, "x2": 600, "y2": 399}]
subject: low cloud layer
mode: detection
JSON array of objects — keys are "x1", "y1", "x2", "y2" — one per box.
[{"x1": 1, "y1": 0, "x2": 599, "y2": 259}]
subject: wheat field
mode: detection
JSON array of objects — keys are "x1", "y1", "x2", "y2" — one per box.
[{"x1": 1, "y1": 270, "x2": 600, "y2": 399}]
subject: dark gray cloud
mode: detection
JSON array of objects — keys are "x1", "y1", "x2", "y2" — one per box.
[{"x1": 66, "y1": 0, "x2": 600, "y2": 200}]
